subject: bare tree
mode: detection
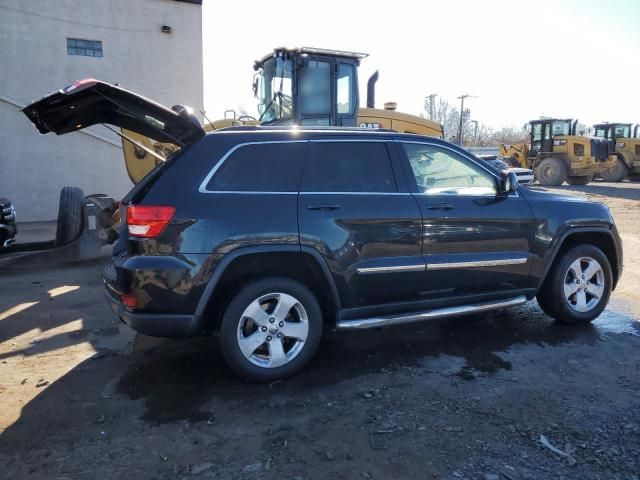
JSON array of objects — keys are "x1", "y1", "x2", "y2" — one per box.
[
  {"x1": 423, "y1": 95, "x2": 530, "y2": 146},
  {"x1": 423, "y1": 96, "x2": 462, "y2": 142},
  {"x1": 488, "y1": 126, "x2": 529, "y2": 145}
]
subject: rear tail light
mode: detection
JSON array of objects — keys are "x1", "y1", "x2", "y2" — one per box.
[
  {"x1": 126, "y1": 205, "x2": 175, "y2": 238},
  {"x1": 120, "y1": 293, "x2": 137, "y2": 310}
]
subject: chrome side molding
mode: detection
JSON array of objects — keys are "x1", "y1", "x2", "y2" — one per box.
[
  {"x1": 426, "y1": 257, "x2": 528, "y2": 270},
  {"x1": 335, "y1": 295, "x2": 527, "y2": 330},
  {"x1": 357, "y1": 264, "x2": 425, "y2": 274}
]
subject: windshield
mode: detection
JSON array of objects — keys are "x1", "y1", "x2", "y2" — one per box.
[
  {"x1": 614, "y1": 125, "x2": 631, "y2": 138},
  {"x1": 594, "y1": 125, "x2": 631, "y2": 139},
  {"x1": 256, "y1": 57, "x2": 294, "y2": 123},
  {"x1": 551, "y1": 120, "x2": 571, "y2": 136}
]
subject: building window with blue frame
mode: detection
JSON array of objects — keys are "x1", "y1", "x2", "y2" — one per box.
[{"x1": 67, "y1": 38, "x2": 103, "y2": 57}]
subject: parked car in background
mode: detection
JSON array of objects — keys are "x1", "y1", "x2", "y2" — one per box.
[
  {"x1": 477, "y1": 155, "x2": 535, "y2": 184},
  {"x1": 0, "y1": 197, "x2": 17, "y2": 249}
]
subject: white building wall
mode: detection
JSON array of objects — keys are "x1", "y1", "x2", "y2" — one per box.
[{"x1": 0, "y1": 0, "x2": 203, "y2": 221}]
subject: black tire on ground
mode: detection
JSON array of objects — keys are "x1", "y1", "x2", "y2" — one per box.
[
  {"x1": 566, "y1": 176, "x2": 592, "y2": 186},
  {"x1": 535, "y1": 158, "x2": 567, "y2": 186},
  {"x1": 599, "y1": 157, "x2": 628, "y2": 182},
  {"x1": 219, "y1": 277, "x2": 323, "y2": 382},
  {"x1": 55, "y1": 186, "x2": 85, "y2": 247},
  {"x1": 537, "y1": 244, "x2": 612, "y2": 324},
  {"x1": 628, "y1": 173, "x2": 640, "y2": 182}
]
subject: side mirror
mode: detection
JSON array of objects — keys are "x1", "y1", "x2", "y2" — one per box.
[{"x1": 501, "y1": 171, "x2": 519, "y2": 195}]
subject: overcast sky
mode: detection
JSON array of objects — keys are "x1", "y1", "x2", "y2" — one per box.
[{"x1": 203, "y1": 0, "x2": 639, "y2": 129}]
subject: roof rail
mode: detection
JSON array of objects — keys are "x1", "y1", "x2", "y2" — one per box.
[{"x1": 216, "y1": 125, "x2": 397, "y2": 133}]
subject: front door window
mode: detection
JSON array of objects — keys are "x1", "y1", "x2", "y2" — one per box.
[{"x1": 401, "y1": 143, "x2": 496, "y2": 196}]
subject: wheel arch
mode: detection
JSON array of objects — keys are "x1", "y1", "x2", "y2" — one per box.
[
  {"x1": 539, "y1": 227, "x2": 621, "y2": 291},
  {"x1": 192, "y1": 245, "x2": 341, "y2": 333}
]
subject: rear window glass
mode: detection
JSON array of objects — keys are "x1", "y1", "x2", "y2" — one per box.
[
  {"x1": 302, "y1": 142, "x2": 397, "y2": 193},
  {"x1": 205, "y1": 142, "x2": 306, "y2": 192}
]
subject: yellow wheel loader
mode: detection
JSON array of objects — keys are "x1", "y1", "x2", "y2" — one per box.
[
  {"x1": 499, "y1": 118, "x2": 616, "y2": 186},
  {"x1": 124, "y1": 47, "x2": 443, "y2": 183},
  {"x1": 593, "y1": 123, "x2": 640, "y2": 182}
]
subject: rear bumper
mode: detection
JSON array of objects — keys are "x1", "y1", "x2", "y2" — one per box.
[
  {"x1": 515, "y1": 174, "x2": 534, "y2": 184},
  {"x1": 104, "y1": 288, "x2": 196, "y2": 338}
]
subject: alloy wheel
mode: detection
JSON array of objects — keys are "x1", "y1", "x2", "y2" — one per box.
[
  {"x1": 236, "y1": 292, "x2": 309, "y2": 368},
  {"x1": 563, "y1": 256, "x2": 605, "y2": 313}
]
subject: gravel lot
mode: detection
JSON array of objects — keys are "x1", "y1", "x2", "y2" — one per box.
[{"x1": 1, "y1": 181, "x2": 639, "y2": 480}]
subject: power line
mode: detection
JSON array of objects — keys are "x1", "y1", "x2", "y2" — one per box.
[{"x1": 0, "y1": 3, "x2": 157, "y2": 33}]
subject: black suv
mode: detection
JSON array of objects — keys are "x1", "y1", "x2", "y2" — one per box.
[
  {"x1": 22, "y1": 82, "x2": 623, "y2": 381},
  {"x1": 106, "y1": 127, "x2": 623, "y2": 381}
]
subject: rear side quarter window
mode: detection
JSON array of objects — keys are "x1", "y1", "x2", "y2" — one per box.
[{"x1": 202, "y1": 142, "x2": 307, "y2": 192}]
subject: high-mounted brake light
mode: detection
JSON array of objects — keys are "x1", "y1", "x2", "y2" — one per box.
[
  {"x1": 62, "y1": 78, "x2": 98, "y2": 94},
  {"x1": 126, "y1": 205, "x2": 175, "y2": 238}
]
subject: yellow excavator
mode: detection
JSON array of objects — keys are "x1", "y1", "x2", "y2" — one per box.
[
  {"x1": 499, "y1": 118, "x2": 616, "y2": 186},
  {"x1": 593, "y1": 123, "x2": 640, "y2": 182},
  {"x1": 123, "y1": 47, "x2": 444, "y2": 183}
]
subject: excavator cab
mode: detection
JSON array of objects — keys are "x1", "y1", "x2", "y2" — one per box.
[
  {"x1": 593, "y1": 123, "x2": 632, "y2": 152},
  {"x1": 253, "y1": 47, "x2": 366, "y2": 127},
  {"x1": 529, "y1": 119, "x2": 576, "y2": 157}
]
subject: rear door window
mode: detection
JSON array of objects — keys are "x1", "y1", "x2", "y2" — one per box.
[
  {"x1": 302, "y1": 141, "x2": 397, "y2": 193},
  {"x1": 204, "y1": 142, "x2": 306, "y2": 192}
]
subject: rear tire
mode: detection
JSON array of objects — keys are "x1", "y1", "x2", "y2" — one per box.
[
  {"x1": 535, "y1": 158, "x2": 567, "y2": 186},
  {"x1": 599, "y1": 157, "x2": 628, "y2": 182},
  {"x1": 219, "y1": 277, "x2": 323, "y2": 382},
  {"x1": 566, "y1": 176, "x2": 591, "y2": 186},
  {"x1": 537, "y1": 244, "x2": 612, "y2": 324},
  {"x1": 55, "y1": 187, "x2": 84, "y2": 247}
]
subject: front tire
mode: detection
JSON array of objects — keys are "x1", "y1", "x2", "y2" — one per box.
[
  {"x1": 599, "y1": 157, "x2": 628, "y2": 182},
  {"x1": 219, "y1": 277, "x2": 323, "y2": 382},
  {"x1": 535, "y1": 158, "x2": 567, "y2": 186},
  {"x1": 537, "y1": 244, "x2": 612, "y2": 324}
]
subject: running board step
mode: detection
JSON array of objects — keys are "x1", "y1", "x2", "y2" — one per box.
[{"x1": 335, "y1": 295, "x2": 527, "y2": 330}]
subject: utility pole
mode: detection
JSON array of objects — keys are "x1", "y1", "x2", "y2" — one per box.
[
  {"x1": 456, "y1": 94, "x2": 476, "y2": 146},
  {"x1": 424, "y1": 93, "x2": 437, "y2": 120},
  {"x1": 469, "y1": 120, "x2": 479, "y2": 146}
]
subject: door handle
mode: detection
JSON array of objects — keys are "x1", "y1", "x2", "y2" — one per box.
[
  {"x1": 307, "y1": 203, "x2": 341, "y2": 211},
  {"x1": 426, "y1": 202, "x2": 454, "y2": 211}
]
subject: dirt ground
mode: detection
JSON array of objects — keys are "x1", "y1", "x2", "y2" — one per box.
[{"x1": 1, "y1": 181, "x2": 639, "y2": 480}]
